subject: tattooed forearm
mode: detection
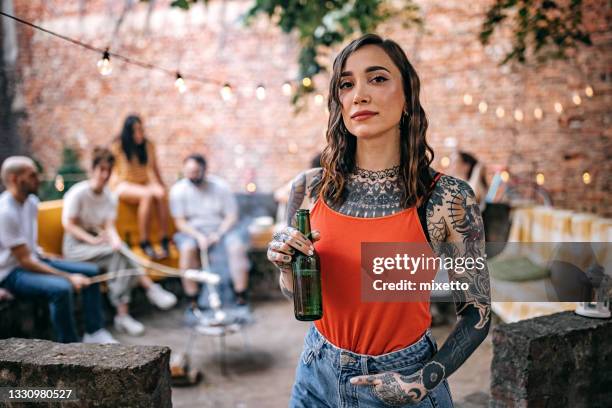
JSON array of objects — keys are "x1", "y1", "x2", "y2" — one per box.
[
  {"x1": 286, "y1": 172, "x2": 306, "y2": 226},
  {"x1": 420, "y1": 175, "x2": 491, "y2": 390},
  {"x1": 280, "y1": 274, "x2": 294, "y2": 299}
]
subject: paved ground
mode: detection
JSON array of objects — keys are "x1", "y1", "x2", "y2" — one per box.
[{"x1": 113, "y1": 300, "x2": 491, "y2": 408}]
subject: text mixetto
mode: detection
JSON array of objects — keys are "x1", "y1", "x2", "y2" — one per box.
[{"x1": 372, "y1": 280, "x2": 470, "y2": 291}]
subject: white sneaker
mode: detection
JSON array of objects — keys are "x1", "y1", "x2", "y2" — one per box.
[
  {"x1": 146, "y1": 284, "x2": 177, "y2": 310},
  {"x1": 83, "y1": 328, "x2": 119, "y2": 344},
  {"x1": 114, "y1": 314, "x2": 145, "y2": 336}
]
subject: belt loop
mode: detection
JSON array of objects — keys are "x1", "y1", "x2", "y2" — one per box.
[
  {"x1": 361, "y1": 356, "x2": 369, "y2": 375},
  {"x1": 424, "y1": 329, "x2": 438, "y2": 353}
]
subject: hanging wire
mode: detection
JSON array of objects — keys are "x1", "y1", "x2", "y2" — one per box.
[{"x1": 0, "y1": 10, "x2": 224, "y2": 86}]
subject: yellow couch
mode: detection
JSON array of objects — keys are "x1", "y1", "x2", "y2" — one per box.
[{"x1": 38, "y1": 200, "x2": 179, "y2": 277}]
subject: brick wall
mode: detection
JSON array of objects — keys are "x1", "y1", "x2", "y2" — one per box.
[{"x1": 10, "y1": 0, "x2": 611, "y2": 216}]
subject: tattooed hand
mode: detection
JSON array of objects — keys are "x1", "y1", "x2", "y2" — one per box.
[
  {"x1": 267, "y1": 227, "x2": 320, "y2": 272},
  {"x1": 350, "y1": 371, "x2": 427, "y2": 405}
]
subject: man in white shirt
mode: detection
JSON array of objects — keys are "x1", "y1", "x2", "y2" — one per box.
[
  {"x1": 62, "y1": 147, "x2": 176, "y2": 336},
  {"x1": 0, "y1": 156, "x2": 116, "y2": 343},
  {"x1": 170, "y1": 154, "x2": 249, "y2": 311}
]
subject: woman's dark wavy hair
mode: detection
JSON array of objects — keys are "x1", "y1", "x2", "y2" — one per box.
[
  {"x1": 119, "y1": 115, "x2": 147, "y2": 164},
  {"x1": 319, "y1": 34, "x2": 434, "y2": 208}
]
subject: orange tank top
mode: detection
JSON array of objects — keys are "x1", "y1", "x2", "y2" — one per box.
[{"x1": 311, "y1": 192, "x2": 435, "y2": 355}]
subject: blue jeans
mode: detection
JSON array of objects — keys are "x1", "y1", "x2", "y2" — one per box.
[
  {"x1": 290, "y1": 325, "x2": 454, "y2": 408},
  {"x1": 174, "y1": 232, "x2": 235, "y2": 308},
  {"x1": 1, "y1": 259, "x2": 104, "y2": 343}
]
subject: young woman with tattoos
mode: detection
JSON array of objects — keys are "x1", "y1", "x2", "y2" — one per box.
[{"x1": 267, "y1": 34, "x2": 491, "y2": 407}]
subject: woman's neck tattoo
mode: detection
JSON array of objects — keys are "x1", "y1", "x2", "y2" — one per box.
[{"x1": 328, "y1": 165, "x2": 404, "y2": 218}]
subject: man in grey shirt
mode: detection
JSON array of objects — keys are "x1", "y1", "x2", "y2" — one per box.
[
  {"x1": 0, "y1": 156, "x2": 116, "y2": 343},
  {"x1": 170, "y1": 154, "x2": 249, "y2": 311}
]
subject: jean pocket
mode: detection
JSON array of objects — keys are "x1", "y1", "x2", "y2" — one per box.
[{"x1": 300, "y1": 345, "x2": 315, "y2": 366}]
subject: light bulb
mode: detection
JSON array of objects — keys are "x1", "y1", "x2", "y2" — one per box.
[
  {"x1": 256, "y1": 84, "x2": 266, "y2": 101},
  {"x1": 534, "y1": 107, "x2": 543, "y2": 120},
  {"x1": 220, "y1": 83, "x2": 233, "y2": 102},
  {"x1": 440, "y1": 156, "x2": 450, "y2": 168},
  {"x1": 246, "y1": 182, "x2": 257, "y2": 192},
  {"x1": 478, "y1": 101, "x2": 488, "y2": 113},
  {"x1": 175, "y1": 73, "x2": 187, "y2": 93},
  {"x1": 97, "y1": 50, "x2": 112, "y2": 76},
  {"x1": 554, "y1": 102, "x2": 563, "y2": 113},
  {"x1": 282, "y1": 81, "x2": 292, "y2": 96},
  {"x1": 585, "y1": 85, "x2": 594, "y2": 97},
  {"x1": 314, "y1": 94, "x2": 324, "y2": 106},
  {"x1": 500, "y1": 171, "x2": 510, "y2": 182},
  {"x1": 288, "y1": 142, "x2": 298, "y2": 154},
  {"x1": 496, "y1": 106, "x2": 505, "y2": 118},
  {"x1": 463, "y1": 94, "x2": 473, "y2": 105},
  {"x1": 582, "y1": 171, "x2": 591, "y2": 185},
  {"x1": 572, "y1": 93, "x2": 581, "y2": 105},
  {"x1": 54, "y1": 175, "x2": 65, "y2": 192},
  {"x1": 536, "y1": 173, "x2": 545, "y2": 186},
  {"x1": 302, "y1": 77, "x2": 312, "y2": 88},
  {"x1": 514, "y1": 109, "x2": 524, "y2": 122}
]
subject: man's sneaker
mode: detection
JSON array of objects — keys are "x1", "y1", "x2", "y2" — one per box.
[
  {"x1": 146, "y1": 284, "x2": 177, "y2": 310},
  {"x1": 83, "y1": 328, "x2": 119, "y2": 344},
  {"x1": 114, "y1": 314, "x2": 145, "y2": 336}
]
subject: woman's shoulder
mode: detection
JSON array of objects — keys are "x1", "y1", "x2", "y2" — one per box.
[{"x1": 431, "y1": 173, "x2": 476, "y2": 200}]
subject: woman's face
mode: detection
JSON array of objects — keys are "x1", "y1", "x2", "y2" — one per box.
[
  {"x1": 132, "y1": 121, "x2": 145, "y2": 145},
  {"x1": 338, "y1": 45, "x2": 406, "y2": 140}
]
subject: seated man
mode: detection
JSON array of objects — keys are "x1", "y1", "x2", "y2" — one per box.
[
  {"x1": 0, "y1": 156, "x2": 116, "y2": 343},
  {"x1": 62, "y1": 146, "x2": 177, "y2": 336},
  {"x1": 169, "y1": 154, "x2": 249, "y2": 315}
]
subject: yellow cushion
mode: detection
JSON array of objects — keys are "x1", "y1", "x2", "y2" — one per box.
[{"x1": 37, "y1": 199, "x2": 178, "y2": 277}]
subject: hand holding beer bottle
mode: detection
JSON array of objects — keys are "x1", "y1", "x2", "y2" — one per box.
[{"x1": 267, "y1": 210, "x2": 322, "y2": 320}]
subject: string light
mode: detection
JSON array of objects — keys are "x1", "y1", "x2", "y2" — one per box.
[
  {"x1": 463, "y1": 94, "x2": 473, "y2": 105},
  {"x1": 534, "y1": 107, "x2": 543, "y2": 120},
  {"x1": 582, "y1": 171, "x2": 591, "y2": 185},
  {"x1": 282, "y1": 81, "x2": 292, "y2": 96},
  {"x1": 513, "y1": 109, "x2": 524, "y2": 122},
  {"x1": 302, "y1": 77, "x2": 312, "y2": 87},
  {"x1": 536, "y1": 173, "x2": 545, "y2": 186},
  {"x1": 500, "y1": 170, "x2": 510, "y2": 182},
  {"x1": 256, "y1": 84, "x2": 266, "y2": 101},
  {"x1": 478, "y1": 101, "x2": 488, "y2": 113},
  {"x1": 246, "y1": 182, "x2": 257, "y2": 192},
  {"x1": 97, "y1": 49, "x2": 112, "y2": 76},
  {"x1": 495, "y1": 106, "x2": 505, "y2": 118},
  {"x1": 572, "y1": 93, "x2": 582, "y2": 105},
  {"x1": 554, "y1": 102, "x2": 563, "y2": 114},
  {"x1": 585, "y1": 85, "x2": 594, "y2": 97},
  {"x1": 440, "y1": 156, "x2": 450, "y2": 168},
  {"x1": 314, "y1": 94, "x2": 324, "y2": 106},
  {"x1": 220, "y1": 83, "x2": 233, "y2": 101},
  {"x1": 54, "y1": 175, "x2": 65, "y2": 192},
  {"x1": 175, "y1": 73, "x2": 187, "y2": 93}
]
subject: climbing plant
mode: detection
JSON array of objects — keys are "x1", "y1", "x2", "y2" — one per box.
[{"x1": 480, "y1": 0, "x2": 592, "y2": 64}]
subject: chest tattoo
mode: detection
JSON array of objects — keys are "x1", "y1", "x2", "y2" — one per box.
[{"x1": 327, "y1": 166, "x2": 404, "y2": 218}]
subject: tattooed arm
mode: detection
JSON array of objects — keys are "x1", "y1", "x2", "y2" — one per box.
[
  {"x1": 267, "y1": 168, "x2": 323, "y2": 299},
  {"x1": 351, "y1": 175, "x2": 491, "y2": 404}
]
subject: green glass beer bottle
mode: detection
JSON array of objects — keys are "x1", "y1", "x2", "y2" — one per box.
[{"x1": 292, "y1": 209, "x2": 323, "y2": 321}]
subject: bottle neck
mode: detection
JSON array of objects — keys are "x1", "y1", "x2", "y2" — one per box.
[{"x1": 296, "y1": 213, "x2": 311, "y2": 238}]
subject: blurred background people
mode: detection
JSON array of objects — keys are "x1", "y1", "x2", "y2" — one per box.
[
  {"x1": 62, "y1": 147, "x2": 176, "y2": 336},
  {"x1": 449, "y1": 151, "x2": 488, "y2": 210},
  {"x1": 0, "y1": 156, "x2": 116, "y2": 344},
  {"x1": 170, "y1": 154, "x2": 249, "y2": 317},
  {"x1": 109, "y1": 115, "x2": 171, "y2": 260}
]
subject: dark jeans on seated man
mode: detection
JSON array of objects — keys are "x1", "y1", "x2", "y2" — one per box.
[
  {"x1": 1, "y1": 259, "x2": 104, "y2": 343},
  {"x1": 174, "y1": 232, "x2": 235, "y2": 309}
]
